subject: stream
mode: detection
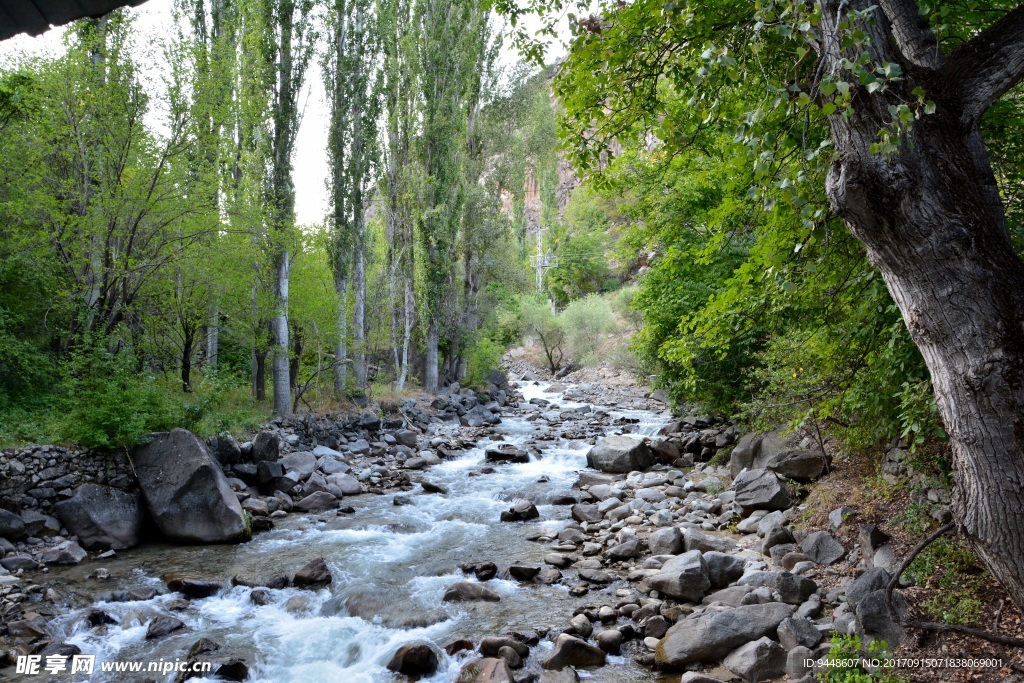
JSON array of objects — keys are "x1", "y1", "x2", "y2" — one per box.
[{"x1": 30, "y1": 381, "x2": 675, "y2": 683}]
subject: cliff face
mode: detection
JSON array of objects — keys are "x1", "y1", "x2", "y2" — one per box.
[{"x1": 520, "y1": 159, "x2": 580, "y2": 236}]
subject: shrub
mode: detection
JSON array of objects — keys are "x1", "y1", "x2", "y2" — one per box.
[
  {"x1": 59, "y1": 338, "x2": 186, "y2": 449},
  {"x1": 818, "y1": 635, "x2": 902, "y2": 683},
  {"x1": 560, "y1": 293, "x2": 617, "y2": 365},
  {"x1": 519, "y1": 294, "x2": 566, "y2": 372}
]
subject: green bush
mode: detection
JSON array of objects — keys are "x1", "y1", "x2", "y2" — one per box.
[
  {"x1": 59, "y1": 338, "x2": 187, "y2": 449},
  {"x1": 560, "y1": 293, "x2": 617, "y2": 365},
  {"x1": 463, "y1": 335, "x2": 504, "y2": 389},
  {"x1": 818, "y1": 635, "x2": 902, "y2": 683}
]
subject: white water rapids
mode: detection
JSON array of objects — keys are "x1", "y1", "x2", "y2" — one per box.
[{"x1": 38, "y1": 381, "x2": 671, "y2": 683}]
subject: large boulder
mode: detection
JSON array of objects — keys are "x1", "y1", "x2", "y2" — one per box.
[
  {"x1": 386, "y1": 641, "x2": 440, "y2": 676},
  {"x1": 542, "y1": 634, "x2": 606, "y2": 670},
  {"x1": 731, "y1": 429, "x2": 828, "y2": 481},
  {"x1": 723, "y1": 636, "x2": 787, "y2": 682},
  {"x1": 132, "y1": 429, "x2": 249, "y2": 544},
  {"x1": 0, "y1": 509, "x2": 26, "y2": 540},
  {"x1": 733, "y1": 469, "x2": 791, "y2": 512},
  {"x1": 54, "y1": 484, "x2": 146, "y2": 550},
  {"x1": 655, "y1": 602, "x2": 796, "y2": 668},
  {"x1": 459, "y1": 658, "x2": 515, "y2": 683},
  {"x1": 586, "y1": 436, "x2": 653, "y2": 473},
  {"x1": 767, "y1": 450, "x2": 830, "y2": 482},
  {"x1": 800, "y1": 531, "x2": 846, "y2": 565},
  {"x1": 648, "y1": 550, "x2": 711, "y2": 602}
]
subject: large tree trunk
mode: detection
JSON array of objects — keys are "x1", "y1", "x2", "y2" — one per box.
[
  {"x1": 820, "y1": 0, "x2": 1024, "y2": 609},
  {"x1": 272, "y1": 249, "x2": 293, "y2": 416},
  {"x1": 181, "y1": 325, "x2": 194, "y2": 392}
]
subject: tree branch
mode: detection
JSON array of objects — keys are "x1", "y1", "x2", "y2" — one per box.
[
  {"x1": 879, "y1": 0, "x2": 943, "y2": 69},
  {"x1": 886, "y1": 522, "x2": 1024, "y2": 648},
  {"x1": 940, "y1": 4, "x2": 1024, "y2": 124}
]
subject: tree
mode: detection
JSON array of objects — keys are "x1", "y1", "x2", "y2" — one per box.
[
  {"x1": 414, "y1": 0, "x2": 487, "y2": 393},
  {"x1": 380, "y1": 0, "x2": 418, "y2": 390},
  {"x1": 499, "y1": 0, "x2": 1024, "y2": 608},
  {"x1": 253, "y1": 0, "x2": 316, "y2": 416},
  {"x1": 325, "y1": 0, "x2": 380, "y2": 395}
]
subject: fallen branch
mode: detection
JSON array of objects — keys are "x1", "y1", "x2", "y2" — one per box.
[{"x1": 886, "y1": 522, "x2": 1024, "y2": 648}]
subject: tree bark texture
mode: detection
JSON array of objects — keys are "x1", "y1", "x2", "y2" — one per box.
[{"x1": 819, "y1": 0, "x2": 1024, "y2": 608}]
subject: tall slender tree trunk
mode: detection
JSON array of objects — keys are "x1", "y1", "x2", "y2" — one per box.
[
  {"x1": 425, "y1": 319, "x2": 439, "y2": 394},
  {"x1": 205, "y1": 306, "x2": 219, "y2": 370},
  {"x1": 272, "y1": 250, "x2": 292, "y2": 416},
  {"x1": 181, "y1": 327, "x2": 194, "y2": 392},
  {"x1": 353, "y1": 218, "x2": 367, "y2": 389},
  {"x1": 334, "y1": 274, "x2": 348, "y2": 394},
  {"x1": 397, "y1": 273, "x2": 413, "y2": 390},
  {"x1": 253, "y1": 346, "x2": 267, "y2": 401}
]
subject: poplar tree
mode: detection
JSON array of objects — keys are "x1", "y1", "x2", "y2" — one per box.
[{"x1": 325, "y1": 0, "x2": 380, "y2": 395}]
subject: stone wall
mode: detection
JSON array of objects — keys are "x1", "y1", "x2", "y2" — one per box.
[{"x1": 0, "y1": 445, "x2": 136, "y2": 513}]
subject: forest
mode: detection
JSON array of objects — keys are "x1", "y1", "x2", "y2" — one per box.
[{"x1": 2, "y1": 0, "x2": 1024, "y2": 676}]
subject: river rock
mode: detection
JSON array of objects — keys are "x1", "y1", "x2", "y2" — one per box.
[
  {"x1": 856, "y1": 589, "x2": 907, "y2": 647},
  {"x1": 655, "y1": 602, "x2": 796, "y2": 667},
  {"x1": 542, "y1": 634, "x2": 606, "y2": 670},
  {"x1": 800, "y1": 531, "x2": 846, "y2": 565},
  {"x1": 571, "y1": 504, "x2": 602, "y2": 523},
  {"x1": 500, "y1": 500, "x2": 539, "y2": 522},
  {"x1": 596, "y1": 629, "x2": 623, "y2": 654},
  {"x1": 586, "y1": 435, "x2": 653, "y2": 473},
  {"x1": 1, "y1": 555, "x2": 39, "y2": 571},
  {"x1": 40, "y1": 541, "x2": 87, "y2": 565},
  {"x1": 768, "y1": 450, "x2": 829, "y2": 482},
  {"x1": 777, "y1": 617, "x2": 822, "y2": 650},
  {"x1": 293, "y1": 557, "x2": 332, "y2": 587},
  {"x1": 132, "y1": 429, "x2": 249, "y2": 543},
  {"x1": 167, "y1": 578, "x2": 223, "y2": 598},
  {"x1": 216, "y1": 659, "x2": 249, "y2": 681},
  {"x1": 648, "y1": 550, "x2": 711, "y2": 602},
  {"x1": 733, "y1": 469, "x2": 791, "y2": 512},
  {"x1": 54, "y1": 484, "x2": 146, "y2": 550},
  {"x1": 0, "y1": 509, "x2": 26, "y2": 539},
  {"x1": 146, "y1": 616, "x2": 185, "y2": 639},
  {"x1": 459, "y1": 657, "x2": 514, "y2": 683},
  {"x1": 730, "y1": 430, "x2": 799, "y2": 478},
  {"x1": 21, "y1": 510, "x2": 60, "y2": 537},
  {"x1": 485, "y1": 444, "x2": 530, "y2": 464},
  {"x1": 210, "y1": 433, "x2": 242, "y2": 465},
  {"x1": 251, "y1": 431, "x2": 281, "y2": 462},
  {"x1": 280, "y1": 451, "x2": 316, "y2": 480},
  {"x1": 723, "y1": 635, "x2": 787, "y2": 681},
  {"x1": 648, "y1": 527, "x2": 683, "y2": 555},
  {"x1": 295, "y1": 491, "x2": 340, "y2": 511},
  {"x1": 443, "y1": 581, "x2": 501, "y2": 602},
  {"x1": 847, "y1": 567, "x2": 890, "y2": 606},
  {"x1": 509, "y1": 565, "x2": 541, "y2": 581},
  {"x1": 703, "y1": 552, "x2": 746, "y2": 588},
  {"x1": 479, "y1": 637, "x2": 529, "y2": 659},
  {"x1": 386, "y1": 641, "x2": 440, "y2": 676}
]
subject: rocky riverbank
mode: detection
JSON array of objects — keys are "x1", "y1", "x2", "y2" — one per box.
[{"x1": 0, "y1": 370, "x2": 1007, "y2": 683}]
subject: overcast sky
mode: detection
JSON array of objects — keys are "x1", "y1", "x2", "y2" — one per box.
[{"x1": 0, "y1": 0, "x2": 568, "y2": 226}]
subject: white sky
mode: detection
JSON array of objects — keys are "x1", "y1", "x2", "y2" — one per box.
[{"x1": 0, "y1": 0, "x2": 569, "y2": 226}]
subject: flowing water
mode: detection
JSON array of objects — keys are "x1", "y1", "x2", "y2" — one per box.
[{"x1": 34, "y1": 382, "x2": 674, "y2": 683}]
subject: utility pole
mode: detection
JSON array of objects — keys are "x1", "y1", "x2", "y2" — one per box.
[{"x1": 530, "y1": 227, "x2": 558, "y2": 291}]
